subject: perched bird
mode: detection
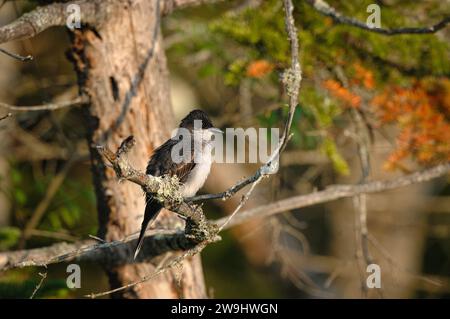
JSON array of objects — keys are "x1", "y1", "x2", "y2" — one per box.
[{"x1": 134, "y1": 109, "x2": 222, "y2": 259}]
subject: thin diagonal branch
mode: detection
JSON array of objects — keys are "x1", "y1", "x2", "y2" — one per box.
[
  {"x1": 0, "y1": 95, "x2": 88, "y2": 112},
  {"x1": 0, "y1": 228, "x2": 195, "y2": 271},
  {"x1": 216, "y1": 163, "x2": 450, "y2": 229},
  {"x1": 306, "y1": 0, "x2": 449, "y2": 35},
  {"x1": 0, "y1": 47, "x2": 32, "y2": 61},
  {"x1": 29, "y1": 272, "x2": 47, "y2": 299},
  {"x1": 161, "y1": 0, "x2": 225, "y2": 15},
  {"x1": 85, "y1": 241, "x2": 208, "y2": 298},
  {"x1": 19, "y1": 156, "x2": 77, "y2": 248},
  {"x1": 0, "y1": 112, "x2": 11, "y2": 121}
]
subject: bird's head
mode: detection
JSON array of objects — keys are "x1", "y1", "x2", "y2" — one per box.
[{"x1": 179, "y1": 109, "x2": 223, "y2": 136}]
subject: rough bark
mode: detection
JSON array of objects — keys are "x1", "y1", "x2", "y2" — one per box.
[{"x1": 69, "y1": 0, "x2": 206, "y2": 298}]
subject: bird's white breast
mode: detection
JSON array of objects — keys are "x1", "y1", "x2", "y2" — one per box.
[{"x1": 181, "y1": 141, "x2": 213, "y2": 197}]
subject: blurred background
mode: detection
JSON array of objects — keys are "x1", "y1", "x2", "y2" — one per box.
[{"x1": 0, "y1": 0, "x2": 449, "y2": 298}]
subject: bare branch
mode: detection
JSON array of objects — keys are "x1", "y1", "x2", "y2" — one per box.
[
  {"x1": 216, "y1": 163, "x2": 450, "y2": 229},
  {"x1": 280, "y1": 0, "x2": 301, "y2": 152},
  {"x1": 0, "y1": 47, "x2": 32, "y2": 61},
  {"x1": 29, "y1": 272, "x2": 47, "y2": 299},
  {"x1": 218, "y1": 174, "x2": 264, "y2": 232},
  {"x1": 0, "y1": 1, "x2": 104, "y2": 45},
  {"x1": 0, "y1": 112, "x2": 11, "y2": 121},
  {"x1": 0, "y1": 228, "x2": 199, "y2": 271},
  {"x1": 306, "y1": 0, "x2": 449, "y2": 35},
  {"x1": 85, "y1": 242, "x2": 208, "y2": 298},
  {"x1": 19, "y1": 156, "x2": 77, "y2": 248},
  {"x1": 161, "y1": 0, "x2": 226, "y2": 15},
  {"x1": 0, "y1": 95, "x2": 88, "y2": 112}
]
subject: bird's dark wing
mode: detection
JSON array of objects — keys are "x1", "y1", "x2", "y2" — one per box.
[
  {"x1": 146, "y1": 138, "x2": 196, "y2": 182},
  {"x1": 134, "y1": 137, "x2": 195, "y2": 259}
]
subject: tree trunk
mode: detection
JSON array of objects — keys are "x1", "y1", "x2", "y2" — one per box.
[{"x1": 70, "y1": 0, "x2": 206, "y2": 298}]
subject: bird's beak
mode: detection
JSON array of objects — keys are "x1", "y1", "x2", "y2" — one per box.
[{"x1": 209, "y1": 127, "x2": 224, "y2": 134}]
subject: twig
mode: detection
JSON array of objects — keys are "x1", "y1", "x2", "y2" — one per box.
[
  {"x1": 305, "y1": 0, "x2": 449, "y2": 35},
  {"x1": 215, "y1": 163, "x2": 450, "y2": 229},
  {"x1": 0, "y1": 95, "x2": 88, "y2": 112},
  {"x1": 0, "y1": 47, "x2": 33, "y2": 61},
  {"x1": 0, "y1": 228, "x2": 188, "y2": 271},
  {"x1": 218, "y1": 176, "x2": 263, "y2": 232},
  {"x1": 19, "y1": 156, "x2": 77, "y2": 248},
  {"x1": 368, "y1": 234, "x2": 443, "y2": 288},
  {"x1": 85, "y1": 241, "x2": 208, "y2": 298},
  {"x1": 161, "y1": 0, "x2": 225, "y2": 15},
  {"x1": 88, "y1": 234, "x2": 106, "y2": 243},
  {"x1": 279, "y1": 0, "x2": 301, "y2": 153},
  {"x1": 27, "y1": 230, "x2": 79, "y2": 242},
  {"x1": 29, "y1": 272, "x2": 47, "y2": 299},
  {"x1": 345, "y1": 78, "x2": 373, "y2": 296},
  {"x1": 0, "y1": 112, "x2": 11, "y2": 121}
]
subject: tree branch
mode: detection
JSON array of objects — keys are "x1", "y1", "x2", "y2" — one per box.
[
  {"x1": 0, "y1": 228, "x2": 202, "y2": 271},
  {"x1": 0, "y1": 95, "x2": 88, "y2": 112},
  {"x1": 0, "y1": 0, "x2": 225, "y2": 45},
  {"x1": 161, "y1": 0, "x2": 226, "y2": 15},
  {"x1": 0, "y1": 1, "x2": 104, "y2": 45},
  {"x1": 19, "y1": 156, "x2": 77, "y2": 248},
  {"x1": 216, "y1": 163, "x2": 450, "y2": 229},
  {"x1": 306, "y1": 0, "x2": 449, "y2": 35},
  {"x1": 0, "y1": 112, "x2": 11, "y2": 121},
  {"x1": 0, "y1": 47, "x2": 32, "y2": 61}
]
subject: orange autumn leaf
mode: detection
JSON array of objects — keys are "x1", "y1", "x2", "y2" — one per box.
[
  {"x1": 353, "y1": 63, "x2": 375, "y2": 89},
  {"x1": 323, "y1": 79, "x2": 361, "y2": 108},
  {"x1": 246, "y1": 60, "x2": 274, "y2": 78},
  {"x1": 372, "y1": 79, "x2": 450, "y2": 169}
]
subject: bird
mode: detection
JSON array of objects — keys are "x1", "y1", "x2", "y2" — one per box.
[{"x1": 133, "y1": 109, "x2": 222, "y2": 259}]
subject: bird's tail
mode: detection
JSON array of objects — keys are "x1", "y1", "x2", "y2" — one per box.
[{"x1": 134, "y1": 198, "x2": 163, "y2": 259}]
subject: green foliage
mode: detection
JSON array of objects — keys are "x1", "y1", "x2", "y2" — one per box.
[
  {"x1": 297, "y1": 0, "x2": 450, "y2": 79},
  {"x1": 183, "y1": 0, "x2": 448, "y2": 174},
  {"x1": 321, "y1": 138, "x2": 350, "y2": 175},
  {"x1": 210, "y1": 0, "x2": 289, "y2": 63},
  {"x1": 0, "y1": 275, "x2": 70, "y2": 299},
  {"x1": 5, "y1": 163, "x2": 97, "y2": 250},
  {"x1": 224, "y1": 59, "x2": 247, "y2": 86},
  {"x1": 0, "y1": 227, "x2": 20, "y2": 250}
]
